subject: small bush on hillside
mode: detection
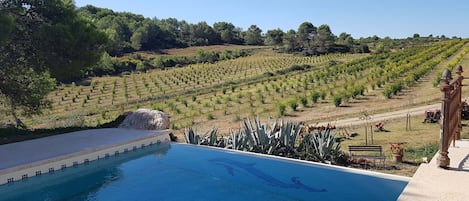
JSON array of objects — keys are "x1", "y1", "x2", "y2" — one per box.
[
  {"x1": 333, "y1": 95, "x2": 342, "y2": 107},
  {"x1": 287, "y1": 98, "x2": 299, "y2": 111},
  {"x1": 207, "y1": 113, "x2": 215, "y2": 120},
  {"x1": 311, "y1": 91, "x2": 320, "y2": 103},
  {"x1": 320, "y1": 91, "x2": 327, "y2": 100},
  {"x1": 382, "y1": 87, "x2": 393, "y2": 99},
  {"x1": 276, "y1": 102, "x2": 287, "y2": 116},
  {"x1": 299, "y1": 96, "x2": 308, "y2": 107}
]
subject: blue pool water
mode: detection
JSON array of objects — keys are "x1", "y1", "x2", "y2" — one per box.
[{"x1": 0, "y1": 143, "x2": 408, "y2": 201}]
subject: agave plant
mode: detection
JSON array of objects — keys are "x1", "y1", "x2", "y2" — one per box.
[
  {"x1": 230, "y1": 117, "x2": 274, "y2": 153},
  {"x1": 278, "y1": 120, "x2": 301, "y2": 148},
  {"x1": 230, "y1": 128, "x2": 250, "y2": 151},
  {"x1": 184, "y1": 127, "x2": 228, "y2": 148},
  {"x1": 183, "y1": 127, "x2": 201, "y2": 145},
  {"x1": 230, "y1": 116, "x2": 302, "y2": 156},
  {"x1": 297, "y1": 128, "x2": 342, "y2": 163},
  {"x1": 200, "y1": 127, "x2": 218, "y2": 146},
  {"x1": 200, "y1": 127, "x2": 229, "y2": 147}
]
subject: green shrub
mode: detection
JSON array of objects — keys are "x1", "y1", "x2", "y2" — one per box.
[
  {"x1": 350, "y1": 85, "x2": 364, "y2": 99},
  {"x1": 405, "y1": 143, "x2": 439, "y2": 162},
  {"x1": 276, "y1": 102, "x2": 287, "y2": 116},
  {"x1": 136, "y1": 61, "x2": 146, "y2": 71},
  {"x1": 196, "y1": 49, "x2": 219, "y2": 63},
  {"x1": 376, "y1": 80, "x2": 382, "y2": 88},
  {"x1": 150, "y1": 57, "x2": 165, "y2": 69},
  {"x1": 341, "y1": 92, "x2": 351, "y2": 103},
  {"x1": 182, "y1": 99, "x2": 188, "y2": 107},
  {"x1": 311, "y1": 91, "x2": 320, "y2": 103},
  {"x1": 230, "y1": 85, "x2": 236, "y2": 92},
  {"x1": 287, "y1": 98, "x2": 299, "y2": 111},
  {"x1": 333, "y1": 95, "x2": 342, "y2": 107},
  {"x1": 299, "y1": 96, "x2": 308, "y2": 107},
  {"x1": 258, "y1": 94, "x2": 265, "y2": 104},
  {"x1": 382, "y1": 87, "x2": 393, "y2": 99},
  {"x1": 320, "y1": 91, "x2": 327, "y2": 100}
]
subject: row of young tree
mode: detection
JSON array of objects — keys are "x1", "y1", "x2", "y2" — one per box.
[{"x1": 77, "y1": 5, "x2": 370, "y2": 56}]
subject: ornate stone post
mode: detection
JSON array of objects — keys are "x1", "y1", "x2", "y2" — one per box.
[{"x1": 437, "y1": 69, "x2": 452, "y2": 168}]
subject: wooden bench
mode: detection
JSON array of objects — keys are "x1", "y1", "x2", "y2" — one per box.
[{"x1": 348, "y1": 145, "x2": 386, "y2": 168}]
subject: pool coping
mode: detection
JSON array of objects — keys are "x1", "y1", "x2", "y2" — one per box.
[
  {"x1": 398, "y1": 139, "x2": 469, "y2": 201},
  {"x1": 0, "y1": 128, "x2": 171, "y2": 185}
]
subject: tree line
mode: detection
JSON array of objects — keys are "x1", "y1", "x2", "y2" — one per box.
[
  {"x1": 77, "y1": 5, "x2": 370, "y2": 57},
  {"x1": 0, "y1": 0, "x2": 107, "y2": 127}
]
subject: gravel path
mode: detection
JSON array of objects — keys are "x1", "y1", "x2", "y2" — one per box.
[{"x1": 320, "y1": 103, "x2": 441, "y2": 127}]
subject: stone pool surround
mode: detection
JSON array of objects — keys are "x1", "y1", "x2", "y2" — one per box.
[{"x1": 0, "y1": 128, "x2": 171, "y2": 185}]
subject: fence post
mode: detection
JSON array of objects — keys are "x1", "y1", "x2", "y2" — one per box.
[
  {"x1": 365, "y1": 126, "x2": 368, "y2": 145},
  {"x1": 437, "y1": 66, "x2": 464, "y2": 168},
  {"x1": 407, "y1": 113, "x2": 412, "y2": 131},
  {"x1": 437, "y1": 69, "x2": 452, "y2": 168},
  {"x1": 454, "y1": 65, "x2": 463, "y2": 142}
]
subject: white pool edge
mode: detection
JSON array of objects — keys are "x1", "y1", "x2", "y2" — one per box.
[{"x1": 0, "y1": 131, "x2": 171, "y2": 185}]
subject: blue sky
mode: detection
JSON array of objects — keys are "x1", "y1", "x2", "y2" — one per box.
[{"x1": 74, "y1": 0, "x2": 469, "y2": 39}]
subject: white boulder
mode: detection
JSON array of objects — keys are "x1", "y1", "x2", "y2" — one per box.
[{"x1": 119, "y1": 109, "x2": 169, "y2": 130}]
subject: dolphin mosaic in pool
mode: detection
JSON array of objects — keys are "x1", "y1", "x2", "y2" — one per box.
[{"x1": 209, "y1": 158, "x2": 327, "y2": 192}]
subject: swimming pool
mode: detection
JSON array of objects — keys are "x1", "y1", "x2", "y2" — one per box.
[{"x1": 0, "y1": 143, "x2": 408, "y2": 201}]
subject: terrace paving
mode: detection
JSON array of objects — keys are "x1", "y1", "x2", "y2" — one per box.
[
  {"x1": 0, "y1": 128, "x2": 170, "y2": 172},
  {"x1": 398, "y1": 139, "x2": 469, "y2": 201}
]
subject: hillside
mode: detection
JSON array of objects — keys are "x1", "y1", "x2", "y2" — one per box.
[{"x1": 2, "y1": 40, "x2": 466, "y2": 136}]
